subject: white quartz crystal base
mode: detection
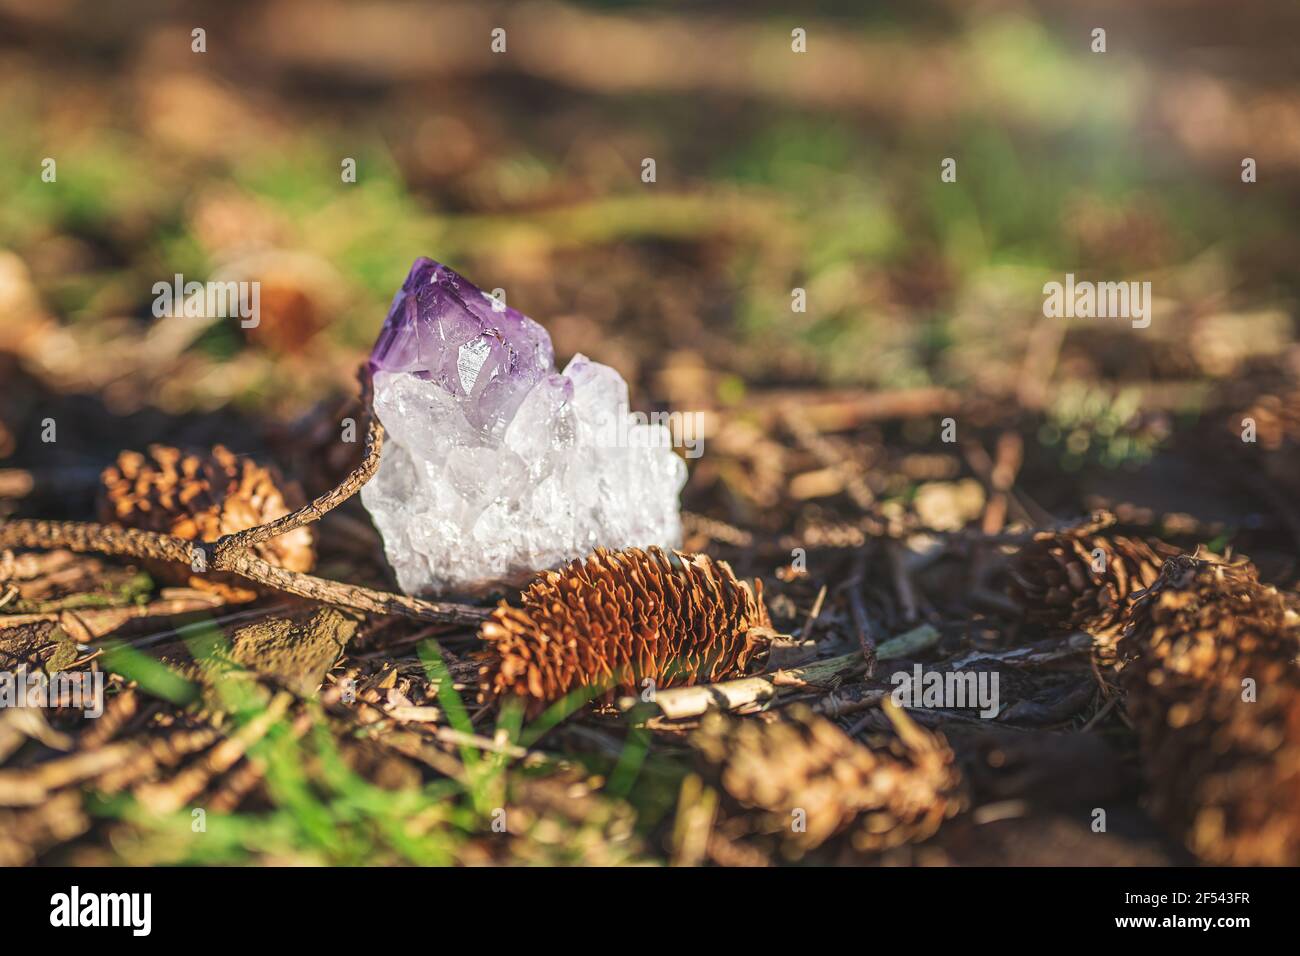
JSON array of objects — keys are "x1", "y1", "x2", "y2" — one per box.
[{"x1": 361, "y1": 356, "x2": 687, "y2": 597}]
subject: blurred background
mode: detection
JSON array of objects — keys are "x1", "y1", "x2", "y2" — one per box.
[
  {"x1": 3, "y1": 0, "x2": 1300, "y2": 869},
  {"x1": 1, "y1": 0, "x2": 1298, "y2": 554}
]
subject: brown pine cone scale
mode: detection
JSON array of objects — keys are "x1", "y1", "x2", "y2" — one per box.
[
  {"x1": 1120, "y1": 555, "x2": 1300, "y2": 865},
  {"x1": 1010, "y1": 512, "x2": 1180, "y2": 644},
  {"x1": 692, "y1": 702, "x2": 965, "y2": 857},
  {"x1": 99, "y1": 444, "x2": 315, "y2": 599},
  {"x1": 478, "y1": 546, "x2": 771, "y2": 712}
]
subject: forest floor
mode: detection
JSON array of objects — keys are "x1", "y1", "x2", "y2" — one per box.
[{"x1": 2, "y1": 0, "x2": 1299, "y2": 865}]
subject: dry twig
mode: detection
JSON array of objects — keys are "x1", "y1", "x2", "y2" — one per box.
[{"x1": 0, "y1": 368, "x2": 487, "y2": 627}]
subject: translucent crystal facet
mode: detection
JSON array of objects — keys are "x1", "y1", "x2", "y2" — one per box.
[{"x1": 362, "y1": 258, "x2": 686, "y2": 597}]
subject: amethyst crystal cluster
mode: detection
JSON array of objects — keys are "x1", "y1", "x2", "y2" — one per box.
[{"x1": 362, "y1": 257, "x2": 686, "y2": 596}]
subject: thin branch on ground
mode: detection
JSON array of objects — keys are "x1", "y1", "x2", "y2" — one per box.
[{"x1": 0, "y1": 367, "x2": 487, "y2": 628}]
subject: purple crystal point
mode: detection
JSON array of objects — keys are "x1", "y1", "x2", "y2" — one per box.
[
  {"x1": 370, "y1": 258, "x2": 556, "y2": 433},
  {"x1": 363, "y1": 256, "x2": 686, "y2": 597}
]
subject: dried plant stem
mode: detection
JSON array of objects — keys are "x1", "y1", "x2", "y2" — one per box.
[
  {"x1": 0, "y1": 740, "x2": 140, "y2": 806},
  {"x1": 0, "y1": 519, "x2": 193, "y2": 564},
  {"x1": 135, "y1": 691, "x2": 294, "y2": 815},
  {"x1": 681, "y1": 511, "x2": 753, "y2": 547},
  {"x1": 0, "y1": 518, "x2": 487, "y2": 627},
  {"x1": 0, "y1": 367, "x2": 487, "y2": 627},
  {"x1": 650, "y1": 673, "x2": 780, "y2": 719},
  {"x1": 220, "y1": 551, "x2": 488, "y2": 625},
  {"x1": 642, "y1": 623, "x2": 939, "y2": 719},
  {"x1": 782, "y1": 407, "x2": 875, "y2": 511},
  {"x1": 886, "y1": 541, "x2": 920, "y2": 624},
  {"x1": 212, "y1": 374, "x2": 383, "y2": 561}
]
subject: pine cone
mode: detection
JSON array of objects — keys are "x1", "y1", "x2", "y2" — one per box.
[
  {"x1": 692, "y1": 702, "x2": 964, "y2": 857},
  {"x1": 478, "y1": 547, "x2": 771, "y2": 712},
  {"x1": 1120, "y1": 555, "x2": 1300, "y2": 865},
  {"x1": 1010, "y1": 512, "x2": 1180, "y2": 646},
  {"x1": 99, "y1": 444, "x2": 315, "y2": 598}
]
